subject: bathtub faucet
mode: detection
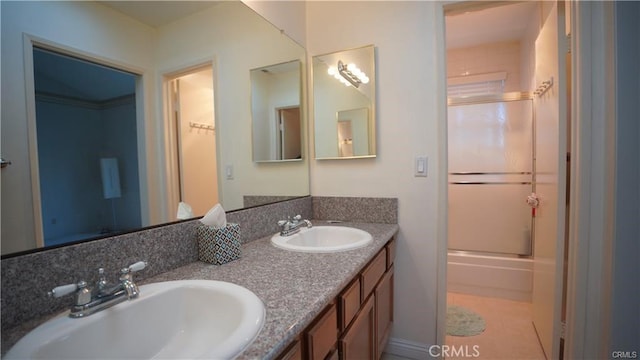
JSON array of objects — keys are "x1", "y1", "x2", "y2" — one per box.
[{"x1": 48, "y1": 261, "x2": 147, "y2": 318}]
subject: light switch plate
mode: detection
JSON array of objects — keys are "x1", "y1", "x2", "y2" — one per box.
[
  {"x1": 225, "y1": 165, "x2": 234, "y2": 180},
  {"x1": 415, "y1": 156, "x2": 428, "y2": 177}
]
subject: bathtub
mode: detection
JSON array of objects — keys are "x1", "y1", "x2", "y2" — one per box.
[{"x1": 447, "y1": 251, "x2": 533, "y2": 302}]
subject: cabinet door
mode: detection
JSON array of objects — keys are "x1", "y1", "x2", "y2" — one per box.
[
  {"x1": 306, "y1": 303, "x2": 338, "y2": 360},
  {"x1": 375, "y1": 266, "x2": 394, "y2": 359},
  {"x1": 277, "y1": 339, "x2": 302, "y2": 360},
  {"x1": 340, "y1": 296, "x2": 375, "y2": 359}
]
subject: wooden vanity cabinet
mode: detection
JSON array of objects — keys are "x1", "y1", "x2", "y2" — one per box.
[
  {"x1": 279, "y1": 237, "x2": 395, "y2": 360},
  {"x1": 340, "y1": 239, "x2": 395, "y2": 360}
]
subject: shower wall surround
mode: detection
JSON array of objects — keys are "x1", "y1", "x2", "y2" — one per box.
[{"x1": 1, "y1": 196, "x2": 397, "y2": 338}]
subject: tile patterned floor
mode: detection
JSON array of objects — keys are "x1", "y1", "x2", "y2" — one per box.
[{"x1": 445, "y1": 292, "x2": 547, "y2": 360}]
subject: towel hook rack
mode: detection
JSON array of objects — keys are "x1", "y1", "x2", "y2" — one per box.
[
  {"x1": 533, "y1": 77, "x2": 554, "y2": 97},
  {"x1": 189, "y1": 122, "x2": 215, "y2": 131}
]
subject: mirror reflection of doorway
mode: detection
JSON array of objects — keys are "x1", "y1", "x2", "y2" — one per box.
[
  {"x1": 337, "y1": 120, "x2": 354, "y2": 157},
  {"x1": 167, "y1": 66, "x2": 219, "y2": 218},
  {"x1": 276, "y1": 106, "x2": 301, "y2": 160},
  {"x1": 32, "y1": 47, "x2": 141, "y2": 247}
]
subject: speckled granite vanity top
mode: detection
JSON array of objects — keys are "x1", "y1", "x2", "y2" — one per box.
[
  {"x1": 146, "y1": 222, "x2": 398, "y2": 360},
  {"x1": 3, "y1": 222, "x2": 398, "y2": 360}
]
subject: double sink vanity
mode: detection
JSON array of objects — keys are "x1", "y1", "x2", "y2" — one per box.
[{"x1": 1, "y1": 197, "x2": 399, "y2": 359}]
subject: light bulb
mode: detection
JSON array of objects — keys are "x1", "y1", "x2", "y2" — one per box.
[
  {"x1": 328, "y1": 67, "x2": 337, "y2": 76},
  {"x1": 347, "y1": 63, "x2": 357, "y2": 72}
]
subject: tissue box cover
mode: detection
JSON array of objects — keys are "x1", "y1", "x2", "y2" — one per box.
[{"x1": 197, "y1": 223, "x2": 241, "y2": 265}]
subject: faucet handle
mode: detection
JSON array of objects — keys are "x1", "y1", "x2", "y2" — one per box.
[
  {"x1": 48, "y1": 281, "x2": 87, "y2": 298},
  {"x1": 127, "y1": 261, "x2": 147, "y2": 273},
  {"x1": 121, "y1": 261, "x2": 147, "y2": 275},
  {"x1": 293, "y1": 214, "x2": 301, "y2": 221}
]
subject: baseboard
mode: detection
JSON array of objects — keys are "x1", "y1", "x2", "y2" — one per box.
[{"x1": 383, "y1": 337, "x2": 432, "y2": 359}]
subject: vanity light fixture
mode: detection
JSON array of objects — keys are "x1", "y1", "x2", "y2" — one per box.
[{"x1": 327, "y1": 60, "x2": 370, "y2": 88}]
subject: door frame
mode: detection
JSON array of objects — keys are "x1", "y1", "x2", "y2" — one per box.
[
  {"x1": 564, "y1": 1, "x2": 617, "y2": 358},
  {"x1": 161, "y1": 60, "x2": 220, "y2": 217},
  {"x1": 435, "y1": 1, "x2": 617, "y2": 356},
  {"x1": 22, "y1": 34, "x2": 146, "y2": 247},
  {"x1": 274, "y1": 105, "x2": 301, "y2": 160}
]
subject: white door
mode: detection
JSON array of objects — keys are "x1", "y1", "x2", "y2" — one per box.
[
  {"x1": 531, "y1": 3, "x2": 568, "y2": 359},
  {"x1": 278, "y1": 107, "x2": 301, "y2": 160}
]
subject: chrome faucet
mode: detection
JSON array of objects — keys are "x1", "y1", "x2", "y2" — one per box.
[
  {"x1": 48, "y1": 261, "x2": 147, "y2": 318},
  {"x1": 277, "y1": 215, "x2": 312, "y2": 236}
]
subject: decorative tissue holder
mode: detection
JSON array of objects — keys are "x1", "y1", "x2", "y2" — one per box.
[{"x1": 197, "y1": 223, "x2": 241, "y2": 265}]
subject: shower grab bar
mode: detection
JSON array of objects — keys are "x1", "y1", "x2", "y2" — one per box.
[
  {"x1": 449, "y1": 181, "x2": 532, "y2": 185},
  {"x1": 448, "y1": 171, "x2": 532, "y2": 175}
]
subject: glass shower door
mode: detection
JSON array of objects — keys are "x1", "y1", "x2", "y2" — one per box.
[{"x1": 448, "y1": 98, "x2": 533, "y2": 256}]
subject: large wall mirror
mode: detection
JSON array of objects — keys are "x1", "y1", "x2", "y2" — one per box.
[
  {"x1": 313, "y1": 45, "x2": 376, "y2": 159},
  {"x1": 251, "y1": 60, "x2": 303, "y2": 162},
  {"x1": 0, "y1": 1, "x2": 308, "y2": 256}
]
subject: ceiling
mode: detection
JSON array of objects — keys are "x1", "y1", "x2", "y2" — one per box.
[
  {"x1": 445, "y1": 1, "x2": 539, "y2": 49},
  {"x1": 98, "y1": 1, "x2": 221, "y2": 28}
]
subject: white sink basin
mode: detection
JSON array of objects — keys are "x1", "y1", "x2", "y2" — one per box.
[
  {"x1": 6, "y1": 280, "x2": 265, "y2": 360},
  {"x1": 271, "y1": 226, "x2": 372, "y2": 253}
]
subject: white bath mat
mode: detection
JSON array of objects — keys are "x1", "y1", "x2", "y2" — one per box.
[{"x1": 446, "y1": 305, "x2": 486, "y2": 336}]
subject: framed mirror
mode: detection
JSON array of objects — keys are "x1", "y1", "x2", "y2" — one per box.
[
  {"x1": 0, "y1": 1, "x2": 309, "y2": 256},
  {"x1": 251, "y1": 60, "x2": 303, "y2": 162},
  {"x1": 313, "y1": 45, "x2": 376, "y2": 159}
]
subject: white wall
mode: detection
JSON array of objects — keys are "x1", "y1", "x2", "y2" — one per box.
[
  {"x1": 0, "y1": 1, "x2": 157, "y2": 254},
  {"x1": 447, "y1": 41, "x2": 523, "y2": 92},
  {"x1": 242, "y1": 0, "x2": 306, "y2": 47},
  {"x1": 307, "y1": 1, "x2": 446, "y2": 350}
]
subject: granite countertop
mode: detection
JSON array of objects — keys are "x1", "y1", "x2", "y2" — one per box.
[{"x1": 3, "y1": 221, "x2": 398, "y2": 359}]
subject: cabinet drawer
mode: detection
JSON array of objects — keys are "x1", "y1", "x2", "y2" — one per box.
[
  {"x1": 339, "y1": 278, "x2": 361, "y2": 331},
  {"x1": 306, "y1": 303, "x2": 338, "y2": 360},
  {"x1": 361, "y1": 248, "x2": 387, "y2": 301},
  {"x1": 386, "y1": 238, "x2": 396, "y2": 269}
]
